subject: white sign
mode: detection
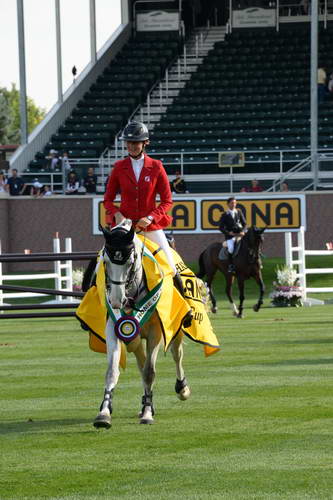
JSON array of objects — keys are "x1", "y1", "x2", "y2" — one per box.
[
  {"x1": 136, "y1": 10, "x2": 179, "y2": 32},
  {"x1": 233, "y1": 8, "x2": 276, "y2": 28}
]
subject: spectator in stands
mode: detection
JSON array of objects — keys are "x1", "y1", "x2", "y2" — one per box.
[
  {"x1": 300, "y1": 0, "x2": 309, "y2": 14},
  {"x1": 318, "y1": 66, "x2": 327, "y2": 102},
  {"x1": 327, "y1": 72, "x2": 333, "y2": 97},
  {"x1": 42, "y1": 185, "x2": 53, "y2": 196},
  {"x1": 83, "y1": 167, "x2": 98, "y2": 194},
  {"x1": 104, "y1": 121, "x2": 185, "y2": 295},
  {"x1": 61, "y1": 151, "x2": 72, "y2": 172},
  {"x1": 30, "y1": 178, "x2": 43, "y2": 198},
  {"x1": 7, "y1": 168, "x2": 26, "y2": 196},
  {"x1": 170, "y1": 171, "x2": 188, "y2": 194},
  {"x1": 249, "y1": 179, "x2": 264, "y2": 192},
  {"x1": 0, "y1": 171, "x2": 8, "y2": 195},
  {"x1": 65, "y1": 171, "x2": 80, "y2": 195},
  {"x1": 280, "y1": 181, "x2": 289, "y2": 192},
  {"x1": 47, "y1": 149, "x2": 60, "y2": 170}
]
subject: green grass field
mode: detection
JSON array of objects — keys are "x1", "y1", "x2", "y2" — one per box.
[{"x1": 1, "y1": 259, "x2": 333, "y2": 499}]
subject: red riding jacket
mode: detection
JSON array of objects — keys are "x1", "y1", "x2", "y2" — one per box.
[{"x1": 104, "y1": 154, "x2": 173, "y2": 230}]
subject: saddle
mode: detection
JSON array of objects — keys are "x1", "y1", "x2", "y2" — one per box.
[{"x1": 218, "y1": 237, "x2": 242, "y2": 261}]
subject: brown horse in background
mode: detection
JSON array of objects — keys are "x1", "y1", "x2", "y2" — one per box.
[{"x1": 197, "y1": 226, "x2": 265, "y2": 318}]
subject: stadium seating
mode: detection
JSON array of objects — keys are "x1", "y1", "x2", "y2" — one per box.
[
  {"x1": 150, "y1": 23, "x2": 333, "y2": 182},
  {"x1": 25, "y1": 33, "x2": 181, "y2": 177}
]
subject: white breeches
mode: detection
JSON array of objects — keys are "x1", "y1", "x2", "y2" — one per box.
[
  {"x1": 227, "y1": 237, "x2": 236, "y2": 254},
  {"x1": 142, "y1": 229, "x2": 177, "y2": 276}
]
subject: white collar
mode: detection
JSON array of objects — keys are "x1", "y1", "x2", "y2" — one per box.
[{"x1": 130, "y1": 154, "x2": 144, "y2": 164}]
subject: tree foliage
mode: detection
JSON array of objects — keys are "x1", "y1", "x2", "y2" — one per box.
[{"x1": 0, "y1": 83, "x2": 46, "y2": 144}]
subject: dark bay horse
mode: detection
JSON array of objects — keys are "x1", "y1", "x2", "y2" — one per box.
[{"x1": 197, "y1": 226, "x2": 265, "y2": 318}]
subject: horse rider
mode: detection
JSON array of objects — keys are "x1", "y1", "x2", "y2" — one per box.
[
  {"x1": 219, "y1": 196, "x2": 247, "y2": 273},
  {"x1": 104, "y1": 120, "x2": 185, "y2": 296}
]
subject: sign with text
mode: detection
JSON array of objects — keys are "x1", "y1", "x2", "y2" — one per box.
[
  {"x1": 92, "y1": 195, "x2": 305, "y2": 234},
  {"x1": 233, "y1": 8, "x2": 276, "y2": 27},
  {"x1": 136, "y1": 11, "x2": 179, "y2": 32},
  {"x1": 201, "y1": 197, "x2": 303, "y2": 231}
]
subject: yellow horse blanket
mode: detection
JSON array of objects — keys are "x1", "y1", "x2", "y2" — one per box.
[{"x1": 76, "y1": 236, "x2": 220, "y2": 365}]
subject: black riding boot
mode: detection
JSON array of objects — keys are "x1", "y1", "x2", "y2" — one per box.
[
  {"x1": 173, "y1": 273, "x2": 192, "y2": 328},
  {"x1": 228, "y1": 253, "x2": 235, "y2": 273}
]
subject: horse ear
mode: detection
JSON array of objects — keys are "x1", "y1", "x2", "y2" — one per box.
[
  {"x1": 99, "y1": 224, "x2": 107, "y2": 235},
  {"x1": 99, "y1": 224, "x2": 113, "y2": 239},
  {"x1": 123, "y1": 226, "x2": 135, "y2": 244}
]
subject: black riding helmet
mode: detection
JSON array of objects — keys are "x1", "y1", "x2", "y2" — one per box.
[{"x1": 121, "y1": 121, "x2": 149, "y2": 142}]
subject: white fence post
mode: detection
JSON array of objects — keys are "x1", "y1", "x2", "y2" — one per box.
[
  {"x1": 53, "y1": 234, "x2": 62, "y2": 301},
  {"x1": 284, "y1": 225, "x2": 333, "y2": 304},
  {"x1": 0, "y1": 235, "x2": 73, "y2": 303},
  {"x1": 0, "y1": 240, "x2": 3, "y2": 307},
  {"x1": 284, "y1": 231, "x2": 292, "y2": 268},
  {"x1": 298, "y1": 227, "x2": 306, "y2": 298}
]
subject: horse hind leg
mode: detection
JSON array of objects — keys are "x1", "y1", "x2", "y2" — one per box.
[
  {"x1": 236, "y1": 277, "x2": 245, "y2": 319},
  {"x1": 171, "y1": 333, "x2": 191, "y2": 401},
  {"x1": 140, "y1": 319, "x2": 162, "y2": 424}
]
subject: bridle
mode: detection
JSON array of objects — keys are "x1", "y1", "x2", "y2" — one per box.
[
  {"x1": 103, "y1": 235, "x2": 146, "y2": 310},
  {"x1": 244, "y1": 227, "x2": 264, "y2": 262}
]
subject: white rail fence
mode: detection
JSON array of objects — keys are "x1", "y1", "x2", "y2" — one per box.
[
  {"x1": 0, "y1": 235, "x2": 74, "y2": 305},
  {"x1": 284, "y1": 226, "x2": 333, "y2": 304}
]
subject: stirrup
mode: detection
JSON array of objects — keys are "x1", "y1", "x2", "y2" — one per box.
[{"x1": 228, "y1": 264, "x2": 235, "y2": 273}]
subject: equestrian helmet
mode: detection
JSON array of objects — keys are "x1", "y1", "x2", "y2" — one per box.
[{"x1": 121, "y1": 121, "x2": 149, "y2": 142}]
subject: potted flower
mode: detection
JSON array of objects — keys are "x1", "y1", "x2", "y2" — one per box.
[
  {"x1": 72, "y1": 268, "x2": 84, "y2": 292},
  {"x1": 270, "y1": 265, "x2": 304, "y2": 307}
]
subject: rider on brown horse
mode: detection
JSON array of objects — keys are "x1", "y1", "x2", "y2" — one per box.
[{"x1": 219, "y1": 196, "x2": 247, "y2": 273}]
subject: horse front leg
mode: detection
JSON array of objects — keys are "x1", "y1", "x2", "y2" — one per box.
[
  {"x1": 171, "y1": 333, "x2": 191, "y2": 401},
  {"x1": 237, "y1": 277, "x2": 245, "y2": 319},
  {"x1": 140, "y1": 329, "x2": 162, "y2": 424},
  {"x1": 253, "y1": 271, "x2": 265, "y2": 312},
  {"x1": 93, "y1": 318, "x2": 121, "y2": 429},
  {"x1": 206, "y1": 271, "x2": 217, "y2": 313},
  {"x1": 225, "y1": 275, "x2": 239, "y2": 316}
]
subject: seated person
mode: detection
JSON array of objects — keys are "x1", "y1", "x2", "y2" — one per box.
[
  {"x1": 83, "y1": 167, "x2": 98, "y2": 194},
  {"x1": 47, "y1": 149, "x2": 60, "y2": 170},
  {"x1": 42, "y1": 185, "x2": 53, "y2": 196},
  {"x1": 249, "y1": 179, "x2": 263, "y2": 192},
  {"x1": 30, "y1": 178, "x2": 43, "y2": 197},
  {"x1": 170, "y1": 171, "x2": 188, "y2": 194},
  {"x1": 66, "y1": 171, "x2": 80, "y2": 195}
]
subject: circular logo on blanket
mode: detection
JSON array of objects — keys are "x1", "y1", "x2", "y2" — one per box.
[{"x1": 114, "y1": 316, "x2": 140, "y2": 344}]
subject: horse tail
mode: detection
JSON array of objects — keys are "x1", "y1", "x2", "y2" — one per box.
[
  {"x1": 196, "y1": 250, "x2": 206, "y2": 279},
  {"x1": 82, "y1": 256, "x2": 97, "y2": 292}
]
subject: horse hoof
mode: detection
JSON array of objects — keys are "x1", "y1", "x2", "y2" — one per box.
[
  {"x1": 253, "y1": 304, "x2": 259, "y2": 312},
  {"x1": 93, "y1": 414, "x2": 111, "y2": 429},
  {"x1": 177, "y1": 386, "x2": 191, "y2": 401},
  {"x1": 237, "y1": 313, "x2": 244, "y2": 319},
  {"x1": 211, "y1": 306, "x2": 217, "y2": 314},
  {"x1": 140, "y1": 417, "x2": 154, "y2": 425}
]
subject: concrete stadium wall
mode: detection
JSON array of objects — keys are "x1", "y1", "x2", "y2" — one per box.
[{"x1": 0, "y1": 192, "x2": 332, "y2": 272}]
